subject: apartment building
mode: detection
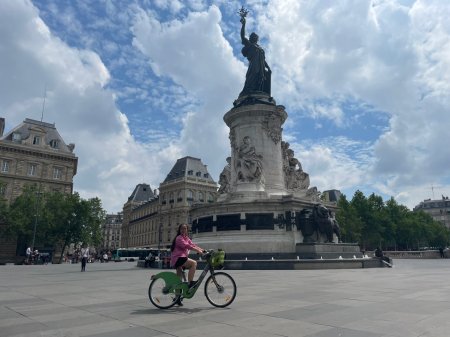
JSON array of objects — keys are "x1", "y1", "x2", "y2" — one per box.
[{"x1": 0, "y1": 117, "x2": 77, "y2": 262}]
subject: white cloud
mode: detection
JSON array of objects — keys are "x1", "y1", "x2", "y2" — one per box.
[
  {"x1": 248, "y1": 0, "x2": 450, "y2": 208},
  {"x1": 0, "y1": 0, "x2": 168, "y2": 212},
  {"x1": 131, "y1": 4, "x2": 245, "y2": 177},
  {"x1": 152, "y1": 0, "x2": 185, "y2": 14},
  {"x1": 3, "y1": 0, "x2": 450, "y2": 213},
  {"x1": 128, "y1": 0, "x2": 450, "y2": 209}
]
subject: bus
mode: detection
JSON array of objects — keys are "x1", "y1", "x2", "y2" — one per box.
[
  {"x1": 111, "y1": 248, "x2": 151, "y2": 262},
  {"x1": 111, "y1": 248, "x2": 169, "y2": 262}
]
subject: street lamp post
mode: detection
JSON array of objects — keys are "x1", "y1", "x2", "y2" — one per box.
[
  {"x1": 158, "y1": 223, "x2": 164, "y2": 268},
  {"x1": 158, "y1": 223, "x2": 162, "y2": 250},
  {"x1": 31, "y1": 191, "x2": 42, "y2": 251}
]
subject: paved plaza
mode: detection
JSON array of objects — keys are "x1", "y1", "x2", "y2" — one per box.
[{"x1": 1, "y1": 259, "x2": 450, "y2": 337}]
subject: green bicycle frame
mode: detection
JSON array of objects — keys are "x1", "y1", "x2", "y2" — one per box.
[{"x1": 151, "y1": 258, "x2": 215, "y2": 299}]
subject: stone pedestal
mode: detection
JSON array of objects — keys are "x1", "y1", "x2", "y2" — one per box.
[
  {"x1": 191, "y1": 99, "x2": 342, "y2": 258},
  {"x1": 224, "y1": 103, "x2": 288, "y2": 198},
  {"x1": 296, "y1": 243, "x2": 363, "y2": 259},
  {"x1": 190, "y1": 195, "x2": 329, "y2": 255}
]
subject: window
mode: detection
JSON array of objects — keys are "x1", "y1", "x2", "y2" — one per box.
[
  {"x1": 27, "y1": 163, "x2": 37, "y2": 176},
  {"x1": 204, "y1": 173, "x2": 209, "y2": 178},
  {"x1": 187, "y1": 190, "x2": 193, "y2": 201},
  {"x1": 33, "y1": 136, "x2": 41, "y2": 145},
  {"x1": 1, "y1": 160, "x2": 10, "y2": 173},
  {"x1": 50, "y1": 139, "x2": 59, "y2": 148},
  {"x1": 198, "y1": 192, "x2": 204, "y2": 202},
  {"x1": 12, "y1": 132, "x2": 21, "y2": 142},
  {"x1": 0, "y1": 184, "x2": 6, "y2": 196},
  {"x1": 188, "y1": 170, "x2": 193, "y2": 175},
  {"x1": 53, "y1": 167, "x2": 62, "y2": 180},
  {"x1": 196, "y1": 171, "x2": 201, "y2": 177},
  {"x1": 177, "y1": 191, "x2": 183, "y2": 202}
]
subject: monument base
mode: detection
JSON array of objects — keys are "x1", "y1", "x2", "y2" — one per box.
[{"x1": 296, "y1": 243, "x2": 363, "y2": 259}]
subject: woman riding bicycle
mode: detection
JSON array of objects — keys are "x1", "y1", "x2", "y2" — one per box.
[
  {"x1": 149, "y1": 227, "x2": 236, "y2": 309},
  {"x1": 170, "y1": 224, "x2": 204, "y2": 289}
]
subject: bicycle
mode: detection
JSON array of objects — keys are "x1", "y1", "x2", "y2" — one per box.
[{"x1": 148, "y1": 249, "x2": 236, "y2": 309}]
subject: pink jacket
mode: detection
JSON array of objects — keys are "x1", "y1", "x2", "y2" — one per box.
[{"x1": 170, "y1": 235, "x2": 197, "y2": 267}]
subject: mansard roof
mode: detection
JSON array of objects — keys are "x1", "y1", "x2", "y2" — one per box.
[
  {"x1": 128, "y1": 183, "x2": 155, "y2": 202},
  {"x1": 1, "y1": 118, "x2": 75, "y2": 154},
  {"x1": 163, "y1": 156, "x2": 216, "y2": 183}
]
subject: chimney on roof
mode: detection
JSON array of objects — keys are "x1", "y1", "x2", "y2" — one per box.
[{"x1": 0, "y1": 117, "x2": 4, "y2": 137}]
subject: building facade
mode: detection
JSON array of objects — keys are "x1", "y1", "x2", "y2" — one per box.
[
  {"x1": 122, "y1": 156, "x2": 217, "y2": 249},
  {"x1": 413, "y1": 196, "x2": 450, "y2": 229},
  {"x1": 0, "y1": 118, "x2": 77, "y2": 202},
  {"x1": 121, "y1": 183, "x2": 157, "y2": 248},
  {"x1": 0, "y1": 117, "x2": 77, "y2": 262},
  {"x1": 322, "y1": 189, "x2": 342, "y2": 204},
  {"x1": 101, "y1": 213, "x2": 123, "y2": 251}
]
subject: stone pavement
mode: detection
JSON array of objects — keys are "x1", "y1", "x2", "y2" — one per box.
[{"x1": 1, "y1": 259, "x2": 450, "y2": 337}]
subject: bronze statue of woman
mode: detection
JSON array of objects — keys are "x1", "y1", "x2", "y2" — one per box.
[{"x1": 239, "y1": 15, "x2": 271, "y2": 97}]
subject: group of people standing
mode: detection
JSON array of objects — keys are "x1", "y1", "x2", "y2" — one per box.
[
  {"x1": 25, "y1": 246, "x2": 37, "y2": 264},
  {"x1": 25, "y1": 247, "x2": 49, "y2": 264}
]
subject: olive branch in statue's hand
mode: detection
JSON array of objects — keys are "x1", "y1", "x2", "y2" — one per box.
[{"x1": 238, "y1": 6, "x2": 249, "y2": 23}]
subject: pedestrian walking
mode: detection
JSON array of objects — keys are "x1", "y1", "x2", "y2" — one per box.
[
  {"x1": 81, "y1": 246, "x2": 89, "y2": 272},
  {"x1": 25, "y1": 247, "x2": 31, "y2": 264}
]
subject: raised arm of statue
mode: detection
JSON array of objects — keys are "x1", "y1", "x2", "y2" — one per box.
[{"x1": 240, "y1": 17, "x2": 248, "y2": 45}]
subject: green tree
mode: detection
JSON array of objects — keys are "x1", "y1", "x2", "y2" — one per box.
[
  {"x1": 337, "y1": 190, "x2": 450, "y2": 251},
  {"x1": 0, "y1": 180, "x2": 8, "y2": 224},
  {"x1": 363, "y1": 193, "x2": 388, "y2": 249},
  {"x1": 336, "y1": 195, "x2": 362, "y2": 243},
  {"x1": 43, "y1": 193, "x2": 105, "y2": 263},
  {"x1": 4, "y1": 185, "x2": 44, "y2": 246},
  {"x1": 349, "y1": 190, "x2": 376, "y2": 249},
  {"x1": 80, "y1": 197, "x2": 105, "y2": 248},
  {"x1": 428, "y1": 220, "x2": 450, "y2": 248},
  {"x1": 5, "y1": 186, "x2": 105, "y2": 262},
  {"x1": 384, "y1": 198, "x2": 409, "y2": 250}
]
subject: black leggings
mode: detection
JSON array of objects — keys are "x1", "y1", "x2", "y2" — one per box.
[{"x1": 174, "y1": 257, "x2": 187, "y2": 269}]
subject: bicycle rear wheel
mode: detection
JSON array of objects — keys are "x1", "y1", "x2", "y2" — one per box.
[
  {"x1": 148, "y1": 277, "x2": 179, "y2": 309},
  {"x1": 204, "y1": 272, "x2": 236, "y2": 307}
]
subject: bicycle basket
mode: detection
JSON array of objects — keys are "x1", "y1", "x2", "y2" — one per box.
[{"x1": 210, "y1": 250, "x2": 225, "y2": 267}]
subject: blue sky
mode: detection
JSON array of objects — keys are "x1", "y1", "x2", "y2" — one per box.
[{"x1": 1, "y1": 0, "x2": 450, "y2": 213}]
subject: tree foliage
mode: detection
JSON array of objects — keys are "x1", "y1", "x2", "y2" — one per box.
[
  {"x1": 337, "y1": 190, "x2": 450, "y2": 250},
  {"x1": 1, "y1": 185, "x2": 105, "y2": 261},
  {"x1": 0, "y1": 180, "x2": 9, "y2": 224}
]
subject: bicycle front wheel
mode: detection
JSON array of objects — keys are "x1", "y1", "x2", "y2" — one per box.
[
  {"x1": 204, "y1": 272, "x2": 236, "y2": 307},
  {"x1": 148, "y1": 277, "x2": 179, "y2": 309}
]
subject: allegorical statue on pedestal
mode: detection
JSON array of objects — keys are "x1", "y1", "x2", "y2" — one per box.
[
  {"x1": 236, "y1": 136, "x2": 264, "y2": 183},
  {"x1": 218, "y1": 157, "x2": 232, "y2": 194},
  {"x1": 237, "y1": 7, "x2": 272, "y2": 102},
  {"x1": 281, "y1": 141, "x2": 311, "y2": 191}
]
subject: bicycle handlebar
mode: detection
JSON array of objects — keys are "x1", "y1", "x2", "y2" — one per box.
[{"x1": 202, "y1": 249, "x2": 214, "y2": 258}]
